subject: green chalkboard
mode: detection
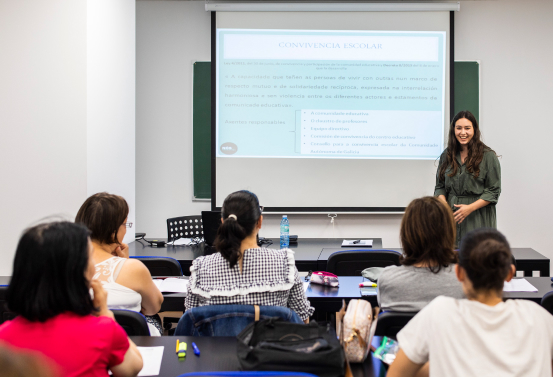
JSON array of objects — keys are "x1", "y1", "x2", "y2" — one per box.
[
  {"x1": 454, "y1": 61, "x2": 480, "y2": 123},
  {"x1": 192, "y1": 61, "x2": 480, "y2": 199},
  {"x1": 192, "y1": 62, "x2": 211, "y2": 199}
]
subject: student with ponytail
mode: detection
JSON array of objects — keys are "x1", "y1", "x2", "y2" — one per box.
[
  {"x1": 388, "y1": 228, "x2": 553, "y2": 377},
  {"x1": 185, "y1": 190, "x2": 314, "y2": 323}
]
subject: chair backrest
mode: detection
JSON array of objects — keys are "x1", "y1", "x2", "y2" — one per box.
[
  {"x1": 112, "y1": 310, "x2": 150, "y2": 336},
  {"x1": 130, "y1": 256, "x2": 183, "y2": 276},
  {"x1": 0, "y1": 286, "x2": 17, "y2": 324},
  {"x1": 167, "y1": 215, "x2": 203, "y2": 242},
  {"x1": 374, "y1": 311, "x2": 417, "y2": 339},
  {"x1": 326, "y1": 249, "x2": 401, "y2": 276},
  {"x1": 175, "y1": 305, "x2": 303, "y2": 337},
  {"x1": 541, "y1": 291, "x2": 553, "y2": 315}
]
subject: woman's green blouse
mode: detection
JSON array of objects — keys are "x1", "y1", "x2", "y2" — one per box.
[{"x1": 434, "y1": 149, "x2": 501, "y2": 246}]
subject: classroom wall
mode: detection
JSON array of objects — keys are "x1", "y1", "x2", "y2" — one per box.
[
  {"x1": 136, "y1": 1, "x2": 553, "y2": 266},
  {"x1": 0, "y1": 0, "x2": 87, "y2": 276},
  {"x1": 87, "y1": 0, "x2": 136, "y2": 243},
  {"x1": 0, "y1": 0, "x2": 136, "y2": 275}
]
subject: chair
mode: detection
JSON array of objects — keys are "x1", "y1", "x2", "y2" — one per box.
[
  {"x1": 326, "y1": 249, "x2": 401, "y2": 276},
  {"x1": 541, "y1": 291, "x2": 553, "y2": 315},
  {"x1": 0, "y1": 286, "x2": 17, "y2": 324},
  {"x1": 374, "y1": 311, "x2": 417, "y2": 339},
  {"x1": 130, "y1": 256, "x2": 183, "y2": 276},
  {"x1": 113, "y1": 310, "x2": 150, "y2": 336},
  {"x1": 174, "y1": 305, "x2": 303, "y2": 336},
  {"x1": 167, "y1": 215, "x2": 203, "y2": 242}
]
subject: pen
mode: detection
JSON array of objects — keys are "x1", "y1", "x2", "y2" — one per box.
[
  {"x1": 359, "y1": 282, "x2": 377, "y2": 287},
  {"x1": 178, "y1": 342, "x2": 187, "y2": 358},
  {"x1": 192, "y1": 342, "x2": 200, "y2": 356},
  {"x1": 176, "y1": 339, "x2": 179, "y2": 354}
]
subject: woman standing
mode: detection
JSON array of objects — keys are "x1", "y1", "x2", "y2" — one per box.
[{"x1": 435, "y1": 110, "x2": 501, "y2": 246}]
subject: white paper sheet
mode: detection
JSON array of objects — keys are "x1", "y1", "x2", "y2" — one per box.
[
  {"x1": 503, "y1": 278, "x2": 538, "y2": 292},
  {"x1": 137, "y1": 346, "x2": 164, "y2": 376},
  {"x1": 169, "y1": 238, "x2": 192, "y2": 246},
  {"x1": 303, "y1": 281, "x2": 310, "y2": 292},
  {"x1": 342, "y1": 239, "x2": 373, "y2": 247},
  {"x1": 152, "y1": 278, "x2": 189, "y2": 293}
]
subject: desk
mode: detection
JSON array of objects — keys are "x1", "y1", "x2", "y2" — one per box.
[
  {"x1": 131, "y1": 335, "x2": 386, "y2": 377},
  {"x1": 129, "y1": 237, "x2": 382, "y2": 273},
  {"x1": 157, "y1": 276, "x2": 553, "y2": 314},
  {"x1": 129, "y1": 238, "x2": 550, "y2": 276}
]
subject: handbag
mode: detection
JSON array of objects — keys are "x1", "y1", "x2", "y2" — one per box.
[
  {"x1": 237, "y1": 318, "x2": 346, "y2": 377},
  {"x1": 308, "y1": 271, "x2": 339, "y2": 287},
  {"x1": 336, "y1": 299, "x2": 379, "y2": 363}
]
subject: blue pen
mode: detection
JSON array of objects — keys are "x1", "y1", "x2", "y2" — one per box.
[{"x1": 191, "y1": 342, "x2": 200, "y2": 356}]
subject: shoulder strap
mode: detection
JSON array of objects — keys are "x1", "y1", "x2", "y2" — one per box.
[{"x1": 112, "y1": 258, "x2": 127, "y2": 282}]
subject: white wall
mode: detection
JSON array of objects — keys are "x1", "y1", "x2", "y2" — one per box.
[
  {"x1": 87, "y1": 0, "x2": 136, "y2": 243},
  {"x1": 0, "y1": 0, "x2": 137, "y2": 275},
  {"x1": 136, "y1": 1, "x2": 553, "y2": 263},
  {"x1": 0, "y1": 0, "x2": 88, "y2": 276}
]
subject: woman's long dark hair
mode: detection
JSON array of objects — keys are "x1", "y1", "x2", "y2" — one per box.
[
  {"x1": 439, "y1": 110, "x2": 496, "y2": 181},
  {"x1": 75, "y1": 192, "x2": 128, "y2": 245},
  {"x1": 214, "y1": 190, "x2": 261, "y2": 268},
  {"x1": 7, "y1": 221, "x2": 95, "y2": 322}
]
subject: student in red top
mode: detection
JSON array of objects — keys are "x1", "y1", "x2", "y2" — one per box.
[{"x1": 0, "y1": 221, "x2": 143, "y2": 377}]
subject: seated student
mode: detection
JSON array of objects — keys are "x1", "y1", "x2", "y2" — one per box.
[
  {"x1": 185, "y1": 190, "x2": 314, "y2": 323},
  {"x1": 377, "y1": 196, "x2": 464, "y2": 311},
  {"x1": 76, "y1": 193, "x2": 164, "y2": 335},
  {"x1": 388, "y1": 228, "x2": 553, "y2": 377},
  {"x1": 0, "y1": 221, "x2": 143, "y2": 377}
]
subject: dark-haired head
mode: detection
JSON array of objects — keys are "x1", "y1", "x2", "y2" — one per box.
[
  {"x1": 439, "y1": 110, "x2": 496, "y2": 181},
  {"x1": 400, "y1": 196, "x2": 457, "y2": 272},
  {"x1": 458, "y1": 228, "x2": 514, "y2": 295},
  {"x1": 75, "y1": 192, "x2": 129, "y2": 245},
  {"x1": 7, "y1": 221, "x2": 95, "y2": 322},
  {"x1": 214, "y1": 190, "x2": 262, "y2": 268}
]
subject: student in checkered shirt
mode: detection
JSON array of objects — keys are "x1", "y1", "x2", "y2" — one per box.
[{"x1": 185, "y1": 190, "x2": 314, "y2": 323}]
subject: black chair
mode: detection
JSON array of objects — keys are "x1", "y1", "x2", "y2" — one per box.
[
  {"x1": 113, "y1": 310, "x2": 150, "y2": 336},
  {"x1": 374, "y1": 311, "x2": 417, "y2": 339},
  {"x1": 0, "y1": 286, "x2": 17, "y2": 324},
  {"x1": 326, "y1": 249, "x2": 402, "y2": 276},
  {"x1": 130, "y1": 256, "x2": 183, "y2": 276},
  {"x1": 167, "y1": 215, "x2": 203, "y2": 242},
  {"x1": 541, "y1": 291, "x2": 553, "y2": 315}
]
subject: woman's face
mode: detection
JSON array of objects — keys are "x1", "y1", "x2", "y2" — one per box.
[
  {"x1": 454, "y1": 118, "x2": 474, "y2": 147},
  {"x1": 115, "y1": 217, "x2": 128, "y2": 244},
  {"x1": 85, "y1": 238, "x2": 95, "y2": 285}
]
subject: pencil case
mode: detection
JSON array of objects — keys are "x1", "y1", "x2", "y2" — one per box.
[{"x1": 309, "y1": 271, "x2": 339, "y2": 287}]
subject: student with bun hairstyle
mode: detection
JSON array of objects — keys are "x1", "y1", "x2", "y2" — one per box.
[
  {"x1": 185, "y1": 190, "x2": 314, "y2": 323},
  {"x1": 0, "y1": 222, "x2": 143, "y2": 377},
  {"x1": 388, "y1": 228, "x2": 553, "y2": 377},
  {"x1": 377, "y1": 196, "x2": 464, "y2": 311}
]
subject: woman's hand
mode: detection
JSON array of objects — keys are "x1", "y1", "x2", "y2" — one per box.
[
  {"x1": 453, "y1": 204, "x2": 474, "y2": 224},
  {"x1": 91, "y1": 280, "x2": 114, "y2": 319},
  {"x1": 112, "y1": 243, "x2": 129, "y2": 259},
  {"x1": 454, "y1": 199, "x2": 490, "y2": 224}
]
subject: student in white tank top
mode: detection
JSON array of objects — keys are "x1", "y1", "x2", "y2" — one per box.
[
  {"x1": 388, "y1": 228, "x2": 553, "y2": 377},
  {"x1": 76, "y1": 193, "x2": 164, "y2": 335}
]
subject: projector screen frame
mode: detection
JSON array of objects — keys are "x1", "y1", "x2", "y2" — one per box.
[{"x1": 210, "y1": 10, "x2": 455, "y2": 213}]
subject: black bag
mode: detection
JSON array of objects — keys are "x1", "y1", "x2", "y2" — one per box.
[{"x1": 237, "y1": 318, "x2": 346, "y2": 377}]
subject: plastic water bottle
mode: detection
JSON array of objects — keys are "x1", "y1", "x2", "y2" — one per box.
[{"x1": 280, "y1": 215, "x2": 290, "y2": 249}]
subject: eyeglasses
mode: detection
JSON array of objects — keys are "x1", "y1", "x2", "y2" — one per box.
[{"x1": 125, "y1": 222, "x2": 133, "y2": 228}]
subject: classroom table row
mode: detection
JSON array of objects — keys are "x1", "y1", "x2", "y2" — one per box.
[
  {"x1": 133, "y1": 335, "x2": 385, "y2": 377},
  {"x1": 158, "y1": 276, "x2": 553, "y2": 312},
  {"x1": 129, "y1": 237, "x2": 550, "y2": 277}
]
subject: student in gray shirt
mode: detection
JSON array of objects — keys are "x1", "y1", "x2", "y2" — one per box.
[{"x1": 378, "y1": 196, "x2": 464, "y2": 312}]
